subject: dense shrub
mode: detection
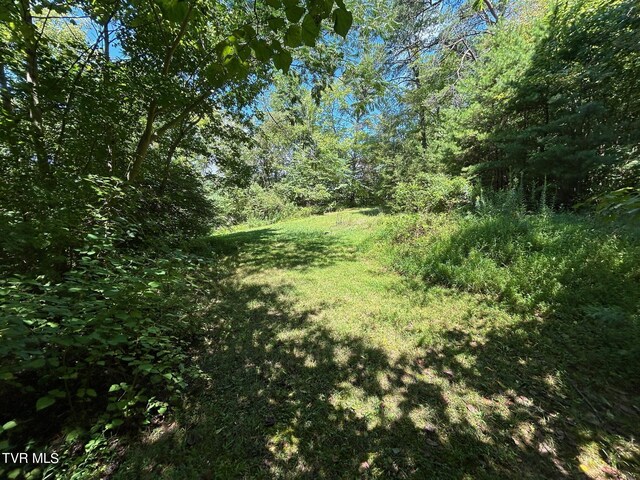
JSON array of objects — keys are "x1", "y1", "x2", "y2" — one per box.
[
  {"x1": 137, "y1": 165, "x2": 215, "y2": 244},
  {"x1": 277, "y1": 182, "x2": 335, "y2": 210},
  {"x1": 392, "y1": 173, "x2": 471, "y2": 213},
  {"x1": 0, "y1": 172, "x2": 214, "y2": 277},
  {"x1": 208, "y1": 183, "x2": 313, "y2": 227},
  {"x1": 0, "y1": 171, "x2": 219, "y2": 477},
  {"x1": 383, "y1": 212, "x2": 640, "y2": 316},
  {"x1": 244, "y1": 183, "x2": 301, "y2": 222},
  {"x1": 0, "y1": 250, "x2": 212, "y2": 426}
]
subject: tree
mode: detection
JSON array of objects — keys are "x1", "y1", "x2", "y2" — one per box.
[{"x1": 0, "y1": 0, "x2": 354, "y2": 182}]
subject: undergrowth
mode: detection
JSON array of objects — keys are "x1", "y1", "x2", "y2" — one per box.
[
  {"x1": 0, "y1": 174, "x2": 221, "y2": 479},
  {"x1": 381, "y1": 211, "x2": 640, "y2": 391},
  {"x1": 383, "y1": 212, "x2": 640, "y2": 316}
]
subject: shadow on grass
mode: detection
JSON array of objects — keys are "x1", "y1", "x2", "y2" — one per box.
[
  {"x1": 115, "y1": 222, "x2": 640, "y2": 479},
  {"x1": 357, "y1": 207, "x2": 385, "y2": 217},
  {"x1": 202, "y1": 227, "x2": 359, "y2": 274}
]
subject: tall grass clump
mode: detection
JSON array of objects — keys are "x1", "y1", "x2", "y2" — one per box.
[{"x1": 383, "y1": 212, "x2": 640, "y2": 318}]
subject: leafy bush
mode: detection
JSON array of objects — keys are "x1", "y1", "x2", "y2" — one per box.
[
  {"x1": 392, "y1": 173, "x2": 471, "y2": 213},
  {"x1": 0, "y1": 253, "x2": 204, "y2": 407},
  {"x1": 0, "y1": 172, "x2": 214, "y2": 277},
  {"x1": 592, "y1": 187, "x2": 640, "y2": 225},
  {"x1": 244, "y1": 183, "x2": 300, "y2": 222},
  {"x1": 208, "y1": 183, "x2": 312, "y2": 227},
  {"x1": 383, "y1": 212, "x2": 640, "y2": 316},
  {"x1": 137, "y1": 165, "x2": 215, "y2": 244},
  {"x1": 277, "y1": 182, "x2": 335, "y2": 209},
  {"x1": 0, "y1": 249, "x2": 219, "y2": 478},
  {"x1": 0, "y1": 172, "x2": 219, "y2": 477}
]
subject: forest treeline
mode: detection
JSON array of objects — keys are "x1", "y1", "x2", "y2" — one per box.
[
  {"x1": 1, "y1": 0, "x2": 639, "y2": 477},
  {"x1": 217, "y1": 0, "x2": 639, "y2": 223}
]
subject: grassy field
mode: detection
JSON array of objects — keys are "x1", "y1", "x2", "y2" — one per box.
[{"x1": 114, "y1": 208, "x2": 639, "y2": 479}]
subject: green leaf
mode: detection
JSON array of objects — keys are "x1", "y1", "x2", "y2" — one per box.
[
  {"x1": 285, "y1": 4, "x2": 305, "y2": 23},
  {"x1": 48, "y1": 389, "x2": 66, "y2": 398},
  {"x1": 301, "y1": 14, "x2": 320, "y2": 46},
  {"x1": 2, "y1": 420, "x2": 17, "y2": 431},
  {"x1": 0, "y1": 5, "x2": 14, "y2": 23},
  {"x1": 28, "y1": 358, "x2": 46, "y2": 369},
  {"x1": 242, "y1": 24, "x2": 257, "y2": 39},
  {"x1": 273, "y1": 50, "x2": 292, "y2": 72},
  {"x1": 237, "y1": 43, "x2": 252, "y2": 61},
  {"x1": 105, "y1": 418, "x2": 124, "y2": 430},
  {"x1": 270, "y1": 39, "x2": 283, "y2": 52},
  {"x1": 251, "y1": 39, "x2": 272, "y2": 62},
  {"x1": 332, "y1": 8, "x2": 352, "y2": 38},
  {"x1": 267, "y1": 16, "x2": 286, "y2": 31},
  {"x1": 36, "y1": 396, "x2": 55, "y2": 411},
  {"x1": 308, "y1": 0, "x2": 333, "y2": 16},
  {"x1": 204, "y1": 63, "x2": 225, "y2": 87},
  {"x1": 65, "y1": 428, "x2": 85, "y2": 443},
  {"x1": 220, "y1": 44, "x2": 236, "y2": 62},
  {"x1": 284, "y1": 25, "x2": 302, "y2": 47},
  {"x1": 156, "y1": 0, "x2": 191, "y2": 22},
  {"x1": 265, "y1": 0, "x2": 281, "y2": 6},
  {"x1": 225, "y1": 56, "x2": 249, "y2": 77}
]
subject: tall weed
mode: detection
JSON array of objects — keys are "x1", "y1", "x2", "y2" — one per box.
[{"x1": 383, "y1": 212, "x2": 640, "y2": 317}]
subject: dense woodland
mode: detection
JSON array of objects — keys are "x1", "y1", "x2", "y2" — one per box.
[{"x1": 1, "y1": 0, "x2": 639, "y2": 478}]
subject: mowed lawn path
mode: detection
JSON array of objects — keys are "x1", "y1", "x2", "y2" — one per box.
[{"x1": 116, "y1": 209, "x2": 639, "y2": 479}]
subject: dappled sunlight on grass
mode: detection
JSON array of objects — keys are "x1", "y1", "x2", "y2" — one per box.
[{"x1": 114, "y1": 209, "x2": 639, "y2": 479}]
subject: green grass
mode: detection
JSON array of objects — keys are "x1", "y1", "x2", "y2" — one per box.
[{"x1": 113, "y1": 208, "x2": 640, "y2": 479}]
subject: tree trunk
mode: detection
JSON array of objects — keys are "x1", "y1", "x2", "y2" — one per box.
[
  {"x1": 412, "y1": 65, "x2": 427, "y2": 150},
  {"x1": 419, "y1": 107, "x2": 427, "y2": 150},
  {"x1": 102, "y1": 18, "x2": 115, "y2": 173},
  {"x1": 0, "y1": 61, "x2": 12, "y2": 114},
  {"x1": 128, "y1": 101, "x2": 158, "y2": 181},
  {"x1": 103, "y1": 20, "x2": 110, "y2": 64},
  {"x1": 20, "y1": 0, "x2": 48, "y2": 174},
  {"x1": 127, "y1": 5, "x2": 193, "y2": 182},
  {"x1": 159, "y1": 127, "x2": 186, "y2": 195}
]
